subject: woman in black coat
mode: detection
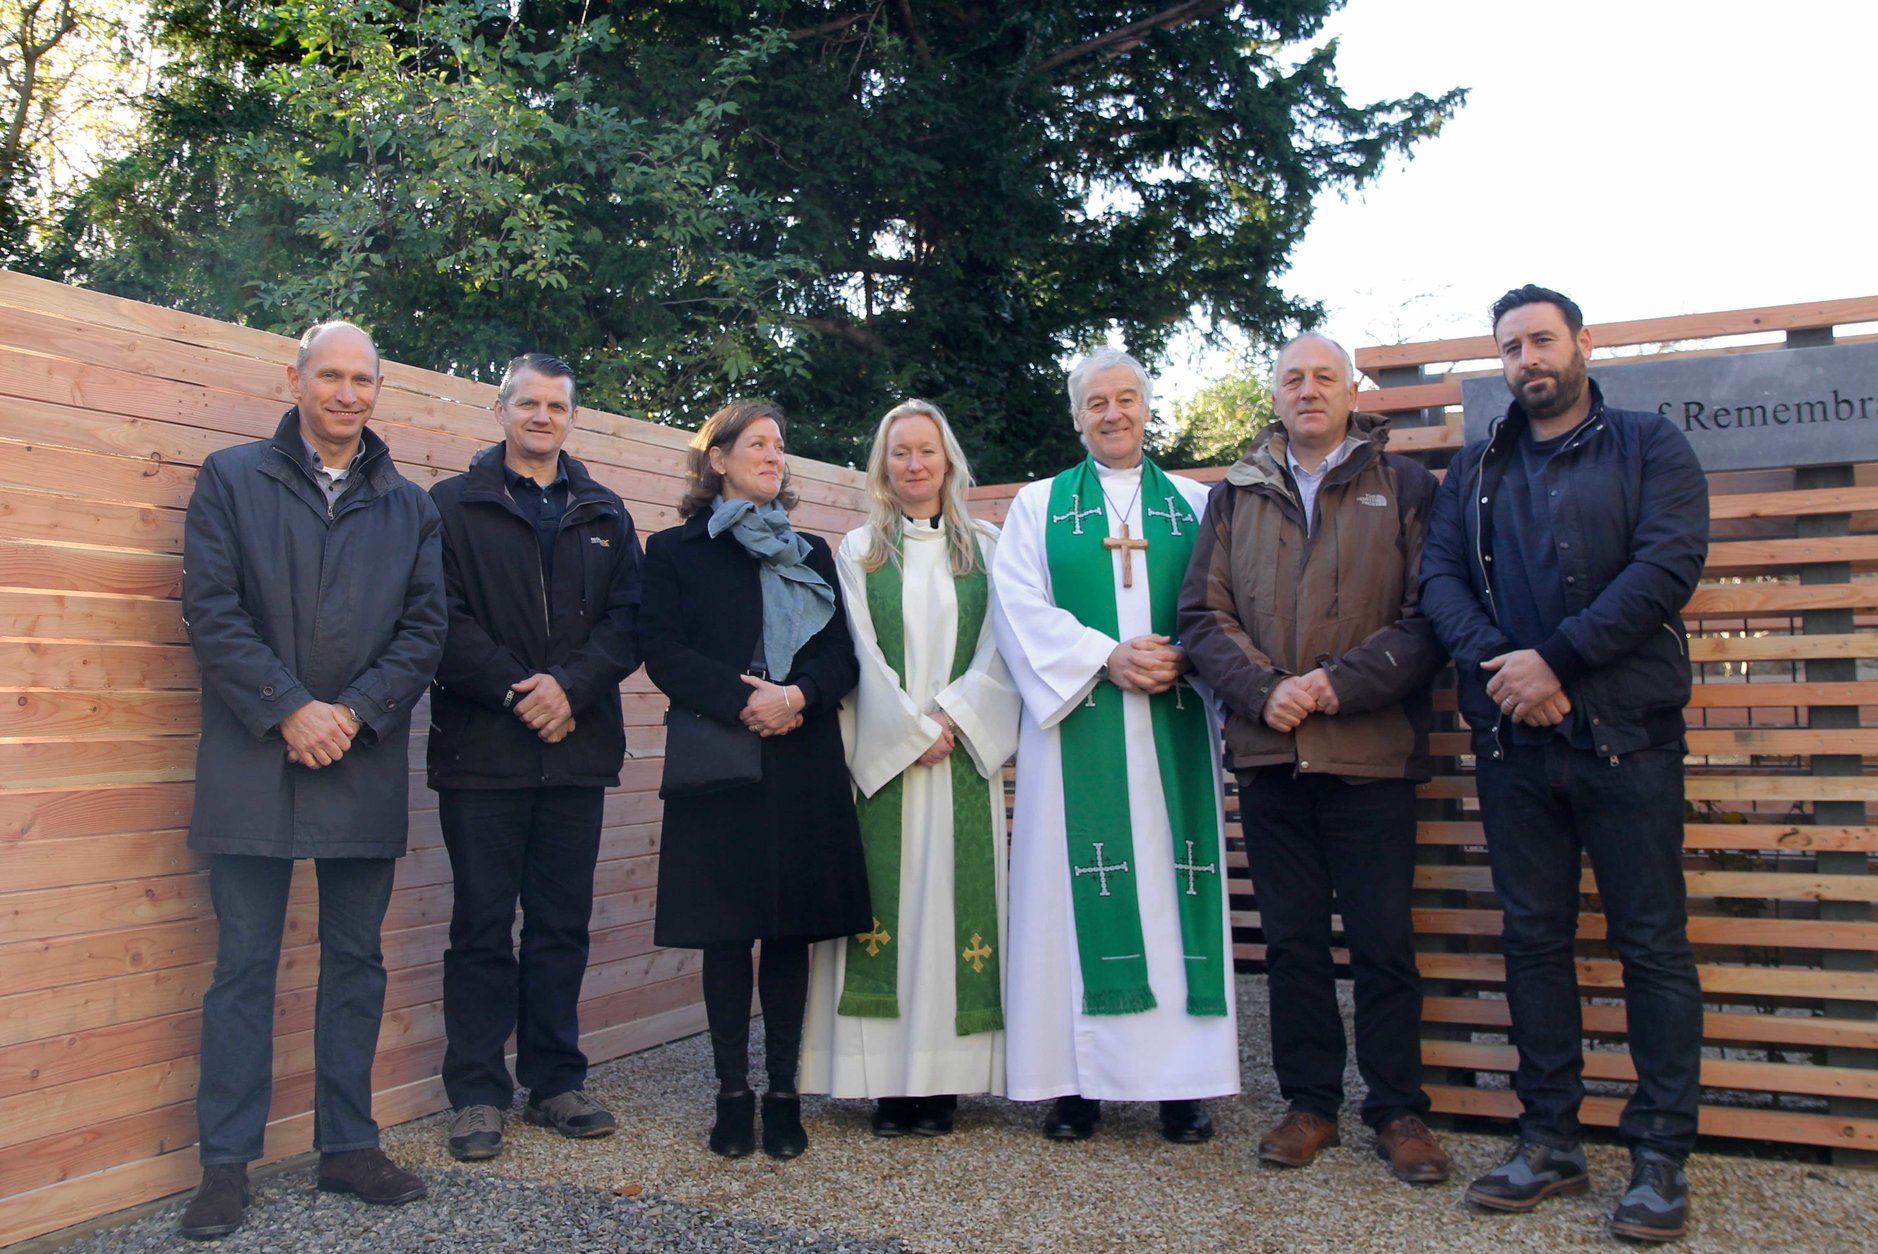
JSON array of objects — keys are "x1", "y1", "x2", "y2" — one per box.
[{"x1": 642, "y1": 401, "x2": 870, "y2": 1160}]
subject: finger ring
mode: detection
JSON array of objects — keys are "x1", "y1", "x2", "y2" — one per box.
[{"x1": 1503, "y1": 699, "x2": 1515, "y2": 712}]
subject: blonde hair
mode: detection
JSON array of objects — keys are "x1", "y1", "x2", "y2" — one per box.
[
  {"x1": 677, "y1": 401, "x2": 798, "y2": 519},
  {"x1": 859, "y1": 399, "x2": 985, "y2": 577}
]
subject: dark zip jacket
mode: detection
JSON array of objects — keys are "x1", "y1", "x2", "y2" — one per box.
[
  {"x1": 183, "y1": 410, "x2": 447, "y2": 858},
  {"x1": 426, "y1": 443, "x2": 643, "y2": 790},
  {"x1": 1419, "y1": 380, "x2": 1709, "y2": 759}
]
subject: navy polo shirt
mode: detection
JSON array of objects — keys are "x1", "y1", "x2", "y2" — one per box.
[{"x1": 504, "y1": 457, "x2": 569, "y2": 581}]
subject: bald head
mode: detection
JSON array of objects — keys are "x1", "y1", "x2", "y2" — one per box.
[
  {"x1": 295, "y1": 320, "x2": 380, "y2": 375},
  {"x1": 1271, "y1": 332, "x2": 1359, "y2": 465},
  {"x1": 1271, "y1": 333, "x2": 1353, "y2": 392}
]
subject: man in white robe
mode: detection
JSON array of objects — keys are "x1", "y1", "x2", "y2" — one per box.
[
  {"x1": 802, "y1": 518, "x2": 1020, "y2": 1120},
  {"x1": 991, "y1": 348, "x2": 1239, "y2": 1143}
]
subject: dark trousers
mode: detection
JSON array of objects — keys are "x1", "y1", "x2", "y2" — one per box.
[
  {"x1": 1476, "y1": 740, "x2": 1702, "y2": 1159},
  {"x1": 1239, "y1": 768, "x2": 1429, "y2": 1129},
  {"x1": 700, "y1": 940, "x2": 810, "y2": 1094},
  {"x1": 197, "y1": 854, "x2": 397, "y2": 1164},
  {"x1": 439, "y1": 786, "x2": 605, "y2": 1109}
]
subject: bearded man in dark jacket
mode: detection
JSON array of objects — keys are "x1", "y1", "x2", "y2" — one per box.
[
  {"x1": 179, "y1": 321, "x2": 447, "y2": 1239},
  {"x1": 425, "y1": 353, "x2": 644, "y2": 1162},
  {"x1": 1178, "y1": 332, "x2": 1450, "y2": 1188}
]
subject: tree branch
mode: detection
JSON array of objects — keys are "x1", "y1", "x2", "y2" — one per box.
[
  {"x1": 1038, "y1": 0, "x2": 1232, "y2": 73},
  {"x1": 802, "y1": 315, "x2": 885, "y2": 351},
  {"x1": 787, "y1": 10, "x2": 874, "y2": 41}
]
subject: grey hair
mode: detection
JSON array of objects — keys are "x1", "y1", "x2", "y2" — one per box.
[
  {"x1": 295, "y1": 320, "x2": 379, "y2": 373},
  {"x1": 1066, "y1": 347, "x2": 1154, "y2": 417},
  {"x1": 1270, "y1": 332, "x2": 1355, "y2": 391},
  {"x1": 498, "y1": 352, "x2": 578, "y2": 408}
]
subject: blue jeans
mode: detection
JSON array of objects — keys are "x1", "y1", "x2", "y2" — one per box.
[
  {"x1": 196, "y1": 854, "x2": 397, "y2": 1164},
  {"x1": 1476, "y1": 740, "x2": 1702, "y2": 1159},
  {"x1": 438, "y1": 787, "x2": 604, "y2": 1109},
  {"x1": 1239, "y1": 769, "x2": 1430, "y2": 1129}
]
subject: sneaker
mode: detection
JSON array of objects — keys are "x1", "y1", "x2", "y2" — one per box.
[
  {"x1": 447, "y1": 1104, "x2": 504, "y2": 1161},
  {"x1": 317, "y1": 1148, "x2": 427, "y2": 1205},
  {"x1": 1610, "y1": 1150, "x2": 1689, "y2": 1242},
  {"x1": 1463, "y1": 1137, "x2": 1589, "y2": 1212},
  {"x1": 178, "y1": 1164, "x2": 249, "y2": 1239},
  {"x1": 523, "y1": 1089, "x2": 617, "y2": 1139}
]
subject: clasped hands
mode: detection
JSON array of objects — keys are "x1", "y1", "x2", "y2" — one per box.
[
  {"x1": 1482, "y1": 648, "x2": 1572, "y2": 727},
  {"x1": 739, "y1": 674, "x2": 805, "y2": 737},
  {"x1": 1262, "y1": 668, "x2": 1340, "y2": 732},
  {"x1": 1105, "y1": 634, "x2": 1188, "y2": 695}
]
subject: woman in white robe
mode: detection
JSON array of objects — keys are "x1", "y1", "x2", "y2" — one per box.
[{"x1": 801, "y1": 399, "x2": 1020, "y2": 1136}]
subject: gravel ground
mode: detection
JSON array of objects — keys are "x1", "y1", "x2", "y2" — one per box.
[{"x1": 66, "y1": 977, "x2": 1878, "y2": 1253}]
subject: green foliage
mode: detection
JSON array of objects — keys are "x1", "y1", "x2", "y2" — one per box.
[
  {"x1": 1152, "y1": 370, "x2": 1276, "y2": 469},
  {"x1": 37, "y1": 2, "x2": 1465, "y2": 480}
]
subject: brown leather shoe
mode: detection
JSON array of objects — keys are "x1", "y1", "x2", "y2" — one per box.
[
  {"x1": 1257, "y1": 1110, "x2": 1340, "y2": 1167},
  {"x1": 179, "y1": 1164, "x2": 249, "y2": 1239},
  {"x1": 317, "y1": 1148, "x2": 427, "y2": 1204},
  {"x1": 1375, "y1": 1114, "x2": 1451, "y2": 1184}
]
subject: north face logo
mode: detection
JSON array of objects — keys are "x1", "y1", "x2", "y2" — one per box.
[{"x1": 1357, "y1": 493, "x2": 1388, "y2": 507}]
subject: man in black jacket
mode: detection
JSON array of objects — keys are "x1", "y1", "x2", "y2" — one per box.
[
  {"x1": 179, "y1": 321, "x2": 447, "y2": 1239},
  {"x1": 427, "y1": 354, "x2": 644, "y2": 1160},
  {"x1": 1421, "y1": 287, "x2": 1708, "y2": 1243}
]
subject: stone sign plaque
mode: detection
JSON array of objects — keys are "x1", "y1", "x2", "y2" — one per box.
[{"x1": 1459, "y1": 341, "x2": 1878, "y2": 471}]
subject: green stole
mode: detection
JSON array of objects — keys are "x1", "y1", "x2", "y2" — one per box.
[
  {"x1": 838, "y1": 534, "x2": 1003, "y2": 1035},
  {"x1": 1044, "y1": 457, "x2": 1228, "y2": 1017}
]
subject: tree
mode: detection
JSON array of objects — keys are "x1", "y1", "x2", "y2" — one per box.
[
  {"x1": 41, "y1": 3, "x2": 1464, "y2": 478},
  {"x1": 1151, "y1": 368, "x2": 1275, "y2": 469}
]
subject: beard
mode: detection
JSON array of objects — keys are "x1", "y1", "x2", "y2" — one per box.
[{"x1": 1513, "y1": 353, "x2": 1589, "y2": 422}]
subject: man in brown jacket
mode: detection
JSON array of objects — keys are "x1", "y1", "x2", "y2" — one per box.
[{"x1": 1178, "y1": 332, "x2": 1450, "y2": 1185}]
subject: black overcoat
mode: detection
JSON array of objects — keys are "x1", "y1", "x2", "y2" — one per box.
[
  {"x1": 182, "y1": 411, "x2": 447, "y2": 859},
  {"x1": 642, "y1": 511, "x2": 871, "y2": 947}
]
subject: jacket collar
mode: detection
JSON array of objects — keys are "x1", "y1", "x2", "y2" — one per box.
[
  {"x1": 268, "y1": 408, "x2": 391, "y2": 485},
  {"x1": 1224, "y1": 410, "x2": 1387, "y2": 491},
  {"x1": 1483, "y1": 377, "x2": 1608, "y2": 467},
  {"x1": 463, "y1": 442, "x2": 612, "y2": 508}
]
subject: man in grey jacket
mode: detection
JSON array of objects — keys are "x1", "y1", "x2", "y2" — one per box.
[{"x1": 177, "y1": 321, "x2": 447, "y2": 1239}]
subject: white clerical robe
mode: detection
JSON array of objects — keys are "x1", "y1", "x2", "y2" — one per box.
[
  {"x1": 801, "y1": 519, "x2": 1021, "y2": 1098},
  {"x1": 990, "y1": 460, "x2": 1239, "y2": 1102}
]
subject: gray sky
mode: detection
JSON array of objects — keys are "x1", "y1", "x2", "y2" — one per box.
[{"x1": 1165, "y1": 0, "x2": 1878, "y2": 393}]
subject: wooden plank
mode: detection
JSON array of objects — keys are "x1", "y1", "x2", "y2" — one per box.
[
  {"x1": 1421, "y1": 1039, "x2": 1878, "y2": 1101},
  {"x1": 1708, "y1": 485, "x2": 1878, "y2": 520},
  {"x1": 0, "y1": 439, "x2": 199, "y2": 509},
  {"x1": 1413, "y1": 951, "x2": 1878, "y2": 1000},
  {"x1": 1424, "y1": 1085, "x2": 1878, "y2": 1151},
  {"x1": 0, "y1": 738, "x2": 197, "y2": 789},
  {"x1": 0, "y1": 538, "x2": 182, "y2": 598},
  {"x1": 1420, "y1": 996, "x2": 1878, "y2": 1052},
  {"x1": 1685, "y1": 582, "x2": 1878, "y2": 614},
  {"x1": 1426, "y1": 728, "x2": 1878, "y2": 758},
  {"x1": 0, "y1": 829, "x2": 194, "y2": 892},
  {"x1": 0, "y1": 644, "x2": 196, "y2": 692},
  {"x1": 0, "y1": 691, "x2": 199, "y2": 739},
  {"x1": 1688, "y1": 633, "x2": 1878, "y2": 663},
  {"x1": 1410, "y1": 906, "x2": 1878, "y2": 951},
  {"x1": 1355, "y1": 296, "x2": 1878, "y2": 371},
  {"x1": 0, "y1": 782, "x2": 195, "y2": 841},
  {"x1": 1414, "y1": 864, "x2": 1878, "y2": 904},
  {"x1": 0, "y1": 593, "x2": 185, "y2": 645},
  {"x1": 1683, "y1": 680, "x2": 1878, "y2": 708},
  {"x1": 1417, "y1": 775, "x2": 1878, "y2": 803},
  {"x1": 1415, "y1": 819, "x2": 1878, "y2": 853},
  {"x1": 1706, "y1": 536, "x2": 1878, "y2": 574}
]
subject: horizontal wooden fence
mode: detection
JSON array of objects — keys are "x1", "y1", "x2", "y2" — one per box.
[
  {"x1": 0, "y1": 270, "x2": 867, "y2": 1246},
  {"x1": 976, "y1": 297, "x2": 1878, "y2": 1161}
]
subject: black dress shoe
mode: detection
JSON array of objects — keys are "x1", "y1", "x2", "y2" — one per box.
[
  {"x1": 1159, "y1": 1099, "x2": 1214, "y2": 1144},
  {"x1": 871, "y1": 1097, "x2": 919, "y2": 1137},
  {"x1": 914, "y1": 1094, "x2": 958, "y2": 1137},
  {"x1": 762, "y1": 1092, "x2": 808, "y2": 1159},
  {"x1": 710, "y1": 1091, "x2": 756, "y2": 1158},
  {"x1": 1042, "y1": 1094, "x2": 1101, "y2": 1140}
]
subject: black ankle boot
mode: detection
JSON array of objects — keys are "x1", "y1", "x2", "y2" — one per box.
[
  {"x1": 762, "y1": 1093, "x2": 808, "y2": 1159},
  {"x1": 710, "y1": 1091, "x2": 756, "y2": 1157}
]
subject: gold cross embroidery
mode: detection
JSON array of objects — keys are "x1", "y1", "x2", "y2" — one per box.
[
  {"x1": 1103, "y1": 521, "x2": 1149, "y2": 588},
  {"x1": 856, "y1": 918, "x2": 891, "y2": 957},
  {"x1": 962, "y1": 933, "x2": 993, "y2": 973}
]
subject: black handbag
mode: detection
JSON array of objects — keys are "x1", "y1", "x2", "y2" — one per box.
[{"x1": 658, "y1": 705, "x2": 763, "y2": 799}]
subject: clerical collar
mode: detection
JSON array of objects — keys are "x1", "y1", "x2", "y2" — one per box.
[
  {"x1": 1092, "y1": 458, "x2": 1143, "y2": 481},
  {"x1": 901, "y1": 513, "x2": 943, "y2": 530}
]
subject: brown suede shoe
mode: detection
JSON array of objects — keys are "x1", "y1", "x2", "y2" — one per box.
[
  {"x1": 1375, "y1": 1114, "x2": 1451, "y2": 1184},
  {"x1": 178, "y1": 1164, "x2": 249, "y2": 1239},
  {"x1": 317, "y1": 1148, "x2": 427, "y2": 1204},
  {"x1": 1257, "y1": 1110, "x2": 1340, "y2": 1167}
]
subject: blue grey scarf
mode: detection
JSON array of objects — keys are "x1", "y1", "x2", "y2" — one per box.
[{"x1": 708, "y1": 496, "x2": 835, "y2": 680}]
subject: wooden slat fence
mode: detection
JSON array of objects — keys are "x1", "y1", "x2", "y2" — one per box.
[{"x1": 0, "y1": 271, "x2": 866, "y2": 1246}]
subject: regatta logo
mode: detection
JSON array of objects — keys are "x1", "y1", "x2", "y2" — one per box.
[{"x1": 589, "y1": 537, "x2": 611, "y2": 547}]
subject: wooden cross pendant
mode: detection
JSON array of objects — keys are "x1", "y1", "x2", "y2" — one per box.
[{"x1": 1103, "y1": 521, "x2": 1149, "y2": 587}]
